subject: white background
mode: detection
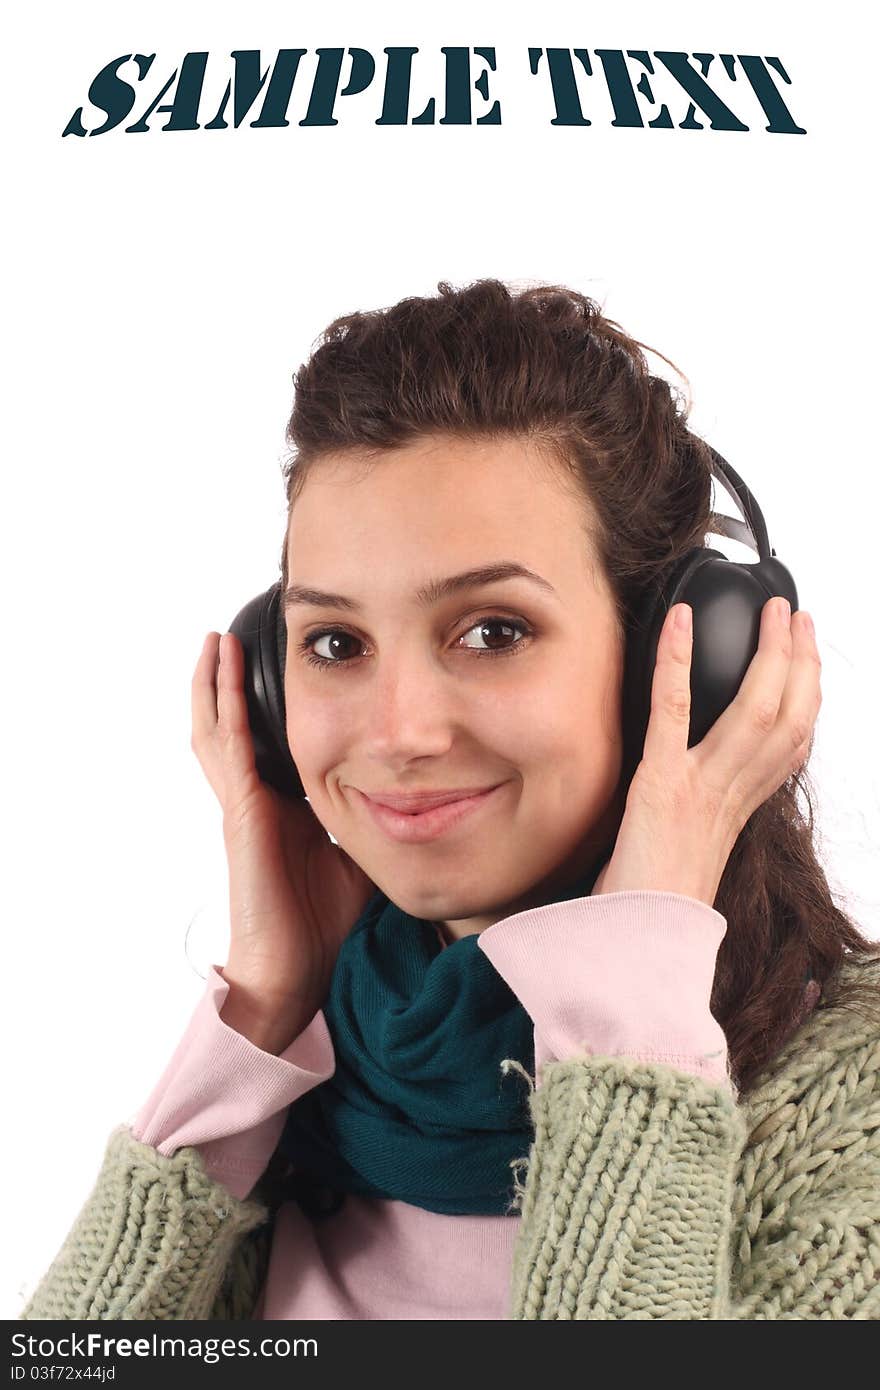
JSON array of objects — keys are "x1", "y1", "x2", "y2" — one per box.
[{"x1": 4, "y1": 1, "x2": 878, "y2": 1317}]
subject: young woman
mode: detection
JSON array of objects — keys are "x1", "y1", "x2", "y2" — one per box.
[{"x1": 21, "y1": 280, "x2": 880, "y2": 1320}]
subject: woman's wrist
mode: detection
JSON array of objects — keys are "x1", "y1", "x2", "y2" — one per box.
[{"x1": 218, "y1": 970, "x2": 314, "y2": 1055}]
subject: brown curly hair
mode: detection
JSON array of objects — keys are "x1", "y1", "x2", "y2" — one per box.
[{"x1": 277, "y1": 277, "x2": 880, "y2": 1098}]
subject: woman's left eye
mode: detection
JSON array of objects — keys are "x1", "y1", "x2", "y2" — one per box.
[{"x1": 457, "y1": 617, "x2": 530, "y2": 656}]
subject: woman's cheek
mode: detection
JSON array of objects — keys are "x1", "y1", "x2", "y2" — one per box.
[{"x1": 285, "y1": 691, "x2": 353, "y2": 786}]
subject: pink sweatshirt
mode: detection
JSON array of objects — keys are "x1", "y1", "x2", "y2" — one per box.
[{"x1": 130, "y1": 890, "x2": 732, "y2": 1320}]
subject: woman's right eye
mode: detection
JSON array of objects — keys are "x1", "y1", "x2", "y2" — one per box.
[{"x1": 298, "y1": 629, "x2": 361, "y2": 669}]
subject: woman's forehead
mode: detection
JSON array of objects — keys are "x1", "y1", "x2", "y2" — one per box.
[
  {"x1": 289, "y1": 436, "x2": 588, "y2": 530},
  {"x1": 285, "y1": 436, "x2": 604, "y2": 598}
]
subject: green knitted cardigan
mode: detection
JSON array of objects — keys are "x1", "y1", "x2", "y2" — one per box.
[{"x1": 20, "y1": 955, "x2": 880, "y2": 1321}]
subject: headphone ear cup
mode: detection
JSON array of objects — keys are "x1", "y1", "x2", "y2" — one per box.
[
  {"x1": 227, "y1": 582, "x2": 307, "y2": 799},
  {"x1": 620, "y1": 547, "x2": 799, "y2": 795}
]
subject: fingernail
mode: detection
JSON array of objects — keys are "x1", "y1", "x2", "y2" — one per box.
[
  {"x1": 675, "y1": 604, "x2": 692, "y2": 633},
  {"x1": 778, "y1": 598, "x2": 791, "y2": 624},
  {"x1": 803, "y1": 612, "x2": 814, "y2": 637}
]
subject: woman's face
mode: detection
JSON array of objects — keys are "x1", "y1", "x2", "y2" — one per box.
[{"x1": 283, "y1": 433, "x2": 626, "y2": 938}]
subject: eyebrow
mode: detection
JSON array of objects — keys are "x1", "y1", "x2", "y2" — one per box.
[{"x1": 281, "y1": 562, "x2": 559, "y2": 614}]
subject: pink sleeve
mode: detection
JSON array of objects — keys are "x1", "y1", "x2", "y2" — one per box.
[
  {"x1": 477, "y1": 890, "x2": 732, "y2": 1093},
  {"x1": 129, "y1": 965, "x2": 335, "y2": 1201}
]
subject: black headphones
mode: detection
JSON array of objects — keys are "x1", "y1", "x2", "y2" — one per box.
[{"x1": 227, "y1": 446, "x2": 799, "y2": 805}]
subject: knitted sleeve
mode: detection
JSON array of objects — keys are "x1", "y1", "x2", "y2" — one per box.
[
  {"x1": 18, "y1": 1124, "x2": 278, "y2": 1321},
  {"x1": 508, "y1": 1053, "x2": 749, "y2": 1318},
  {"x1": 507, "y1": 1000, "x2": 880, "y2": 1319}
]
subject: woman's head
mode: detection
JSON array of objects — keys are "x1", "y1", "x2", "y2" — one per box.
[
  {"x1": 282, "y1": 431, "x2": 626, "y2": 937},
  {"x1": 277, "y1": 278, "x2": 880, "y2": 1094}
]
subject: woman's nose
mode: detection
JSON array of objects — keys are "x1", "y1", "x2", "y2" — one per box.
[{"x1": 361, "y1": 649, "x2": 460, "y2": 761}]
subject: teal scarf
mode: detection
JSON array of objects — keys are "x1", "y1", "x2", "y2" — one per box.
[{"x1": 276, "y1": 855, "x2": 607, "y2": 1217}]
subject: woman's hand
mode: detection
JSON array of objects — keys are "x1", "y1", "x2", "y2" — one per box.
[
  {"x1": 592, "y1": 596, "x2": 822, "y2": 908},
  {"x1": 191, "y1": 631, "x2": 378, "y2": 1050}
]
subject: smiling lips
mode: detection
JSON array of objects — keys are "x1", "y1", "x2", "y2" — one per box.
[
  {"x1": 355, "y1": 784, "x2": 505, "y2": 843},
  {"x1": 363, "y1": 786, "x2": 501, "y2": 813}
]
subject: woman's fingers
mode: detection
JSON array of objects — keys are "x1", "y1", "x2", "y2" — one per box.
[
  {"x1": 640, "y1": 603, "x2": 694, "y2": 771},
  {"x1": 639, "y1": 596, "x2": 820, "y2": 824},
  {"x1": 191, "y1": 632, "x2": 221, "y2": 744},
  {"x1": 688, "y1": 598, "x2": 820, "y2": 821},
  {"x1": 191, "y1": 631, "x2": 256, "y2": 810},
  {"x1": 215, "y1": 632, "x2": 261, "y2": 814},
  {"x1": 738, "y1": 607, "x2": 820, "y2": 787},
  {"x1": 776, "y1": 610, "x2": 822, "y2": 774},
  {"x1": 692, "y1": 597, "x2": 800, "y2": 772},
  {"x1": 722, "y1": 595, "x2": 793, "y2": 737}
]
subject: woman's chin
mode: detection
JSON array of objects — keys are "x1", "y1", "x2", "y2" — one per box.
[{"x1": 380, "y1": 875, "x2": 537, "y2": 928}]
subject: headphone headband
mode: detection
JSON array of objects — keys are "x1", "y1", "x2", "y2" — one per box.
[{"x1": 705, "y1": 446, "x2": 772, "y2": 558}]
